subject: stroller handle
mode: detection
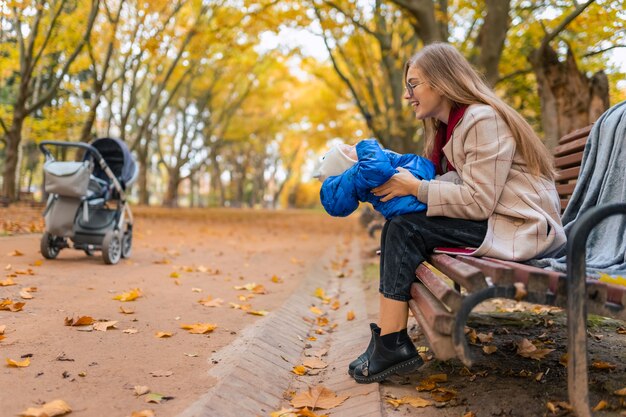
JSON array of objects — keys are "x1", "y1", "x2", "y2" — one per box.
[{"x1": 39, "y1": 141, "x2": 105, "y2": 163}]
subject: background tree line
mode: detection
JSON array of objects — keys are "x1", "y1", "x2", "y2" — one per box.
[{"x1": 0, "y1": 0, "x2": 624, "y2": 207}]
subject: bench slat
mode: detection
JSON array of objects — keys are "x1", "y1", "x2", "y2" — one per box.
[
  {"x1": 557, "y1": 183, "x2": 576, "y2": 197},
  {"x1": 416, "y1": 264, "x2": 463, "y2": 312},
  {"x1": 555, "y1": 151, "x2": 584, "y2": 169},
  {"x1": 556, "y1": 166, "x2": 580, "y2": 182},
  {"x1": 410, "y1": 282, "x2": 455, "y2": 334},
  {"x1": 554, "y1": 137, "x2": 587, "y2": 157},
  {"x1": 456, "y1": 256, "x2": 515, "y2": 285},
  {"x1": 408, "y1": 298, "x2": 457, "y2": 360},
  {"x1": 430, "y1": 254, "x2": 488, "y2": 292},
  {"x1": 558, "y1": 125, "x2": 593, "y2": 145}
]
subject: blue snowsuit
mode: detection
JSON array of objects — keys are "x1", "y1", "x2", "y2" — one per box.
[{"x1": 320, "y1": 139, "x2": 436, "y2": 219}]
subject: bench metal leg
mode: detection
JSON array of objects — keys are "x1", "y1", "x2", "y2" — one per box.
[{"x1": 567, "y1": 203, "x2": 626, "y2": 417}]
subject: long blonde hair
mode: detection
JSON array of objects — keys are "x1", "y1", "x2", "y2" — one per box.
[{"x1": 406, "y1": 43, "x2": 555, "y2": 180}]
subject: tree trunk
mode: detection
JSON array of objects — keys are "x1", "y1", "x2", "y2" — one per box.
[
  {"x1": 529, "y1": 45, "x2": 609, "y2": 149},
  {"x1": 2, "y1": 115, "x2": 25, "y2": 200},
  {"x1": 163, "y1": 169, "x2": 180, "y2": 207},
  {"x1": 137, "y1": 149, "x2": 150, "y2": 206}
]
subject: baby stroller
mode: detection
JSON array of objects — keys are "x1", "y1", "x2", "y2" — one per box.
[{"x1": 39, "y1": 138, "x2": 138, "y2": 264}]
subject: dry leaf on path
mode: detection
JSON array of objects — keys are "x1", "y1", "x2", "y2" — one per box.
[
  {"x1": 113, "y1": 288, "x2": 142, "y2": 302},
  {"x1": 134, "y1": 385, "x2": 150, "y2": 396},
  {"x1": 150, "y1": 370, "x2": 173, "y2": 377},
  {"x1": 416, "y1": 374, "x2": 447, "y2": 391},
  {"x1": 19, "y1": 399, "x2": 71, "y2": 417},
  {"x1": 346, "y1": 310, "x2": 355, "y2": 321},
  {"x1": 592, "y1": 361, "x2": 617, "y2": 370},
  {"x1": 477, "y1": 332, "x2": 493, "y2": 343},
  {"x1": 483, "y1": 345, "x2": 497, "y2": 354},
  {"x1": 291, "y1": 386, "x2": 348, "y2": 410},
  {"x1": 93, "y1": 321, "x2": 118, "y2": 332},
  {"x1": 271, "y1": 275, "x2": 283, "y2": 283},
  {"x1": 64, "y1": 316, "x2": 94, "y2": 326},
  {"x1": 0, "y1": 299, "x2": 24, "y2": 312},
  {"x1": 0, "y1": 277, "x2": 16, "y2": 286},
  {"x1": 386, "y1": 395, "x2": 432, "y2": 408},
  {"x1": 200, "y1": 298, "x2": 223, "y2": 307},
  {"x1": 314, "y1": 288, "x2": 330, "y2": 302},
  {"x1": 613, "y1": 387, "x2": 626, "y2": 396},
  {"x1": 430, "y1": 387, "x2": 457, "y2": 402},
  {"x1": 309, "y1": 306, "x2": 323, "y2": 315},
  {"x1": 9, "y1": 250, "x2": 24, "y2": 256},
  {"x1": 292, "y1": 365, "x2": 307, "y2": 376},
  {"x1": 155, "y1": 332, "x2": 172, "y2": 338},
  {"x1": 247, "y1": 310, "x2": 269, "y2": 316},
  {"x1": 123, "y1": 328, "x2": 138, "y2": 334},
  {"x1": 303, "y1": 358, "x2": 328, "y2": 369},
  {"x1": 19, "y1": 287, "x2": 37, "y2": 299},
  {"x1": 119, "y1": 306, "x2": 135, "y2": 314},
  {"x1": 0, "y1": 325, "x2": 6, "y2": 334},
  {"x1": 180, "y1": 323, "x2": 216, "y2": 334},
  {"x1": 131, "y1": 411, "x2": 155, "y2": 417},
  {"x1": 169, "y1": 272, "x2": 180, "y2": 278},
  {"x1": 592, "y1": 400, "x2": 609, "y2": 411},
  {"x1": 7, "y1": 357, "x2": 30, "y2": 367}
]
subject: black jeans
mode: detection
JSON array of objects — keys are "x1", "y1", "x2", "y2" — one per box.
[{"x1": 379, "y1": 212, "x2": 488, "y2": 302}]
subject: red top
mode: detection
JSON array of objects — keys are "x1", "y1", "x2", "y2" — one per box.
[{"x1": 430, "y1": 104, "x2": 468, "y2": 175}]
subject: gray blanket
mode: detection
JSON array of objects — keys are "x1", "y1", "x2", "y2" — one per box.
[{"x1": 529, "y1": 100, "x2": 626, "y2": 276}]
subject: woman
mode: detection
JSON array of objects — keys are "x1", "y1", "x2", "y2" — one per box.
[{"x1": 350, "y1": 43, "x2": 566, "y2": 383}]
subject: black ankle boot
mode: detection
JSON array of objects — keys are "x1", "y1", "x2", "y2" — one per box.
[
  {"x1": 348, "y1": 323, "x2": 380, "y2": 376},
  {"x1": 353, "y1": 329, "x2": 422, "y2": 384}
]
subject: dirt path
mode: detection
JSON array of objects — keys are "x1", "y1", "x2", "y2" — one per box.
[{"x1": 0, "y1": 206, "x2": 357, "y2": 417}]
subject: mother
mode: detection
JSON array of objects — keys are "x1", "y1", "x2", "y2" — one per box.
[{"x1": 351, "y1": 43, "x2": 566, "y2": 383}]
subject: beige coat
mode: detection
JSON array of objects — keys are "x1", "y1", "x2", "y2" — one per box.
[{"x1": 424, "y1": 104, "x2": 566, "y2": 261}]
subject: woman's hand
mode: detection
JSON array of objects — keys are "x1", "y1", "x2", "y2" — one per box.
[{"x1": 372, "y1": 167, "x2": 421, "y2": 202}]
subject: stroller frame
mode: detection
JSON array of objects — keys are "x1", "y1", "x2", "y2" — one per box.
[{"x1": 39, "y1": 140, "x2": 135, "y2": 265}]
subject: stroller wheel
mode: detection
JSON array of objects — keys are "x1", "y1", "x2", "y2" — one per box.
[
  {"x1": 102, "y1": 230, "x2": 122, "y2": 265},
  {"x1": 40, "y1": 232, "x2": 60, "y2": 259},
  {"x1": 121, "y1": 230, "x2": 132, "y2": 258}
]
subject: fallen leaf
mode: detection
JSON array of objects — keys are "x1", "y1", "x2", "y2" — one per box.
[
  {"x1": 32, "y1": 260, "x2": 43, "y2": 267},
  {"x1": 483, "y1": 345, "x2": 497, "y2": 354},
  {"x1": 247, "y1": 310, "x2": 269, "y2": 316},
  {"x1": 153, "y1": 258, "x2": 171, "y2": 264},
  {"x1": 9, "y1": 250, "x2": 24, "y2": 256},
  {"x1": 330, "y1": 300, "x2": 340, "y2": 310},
  {"x1": 19, "y1": 399, "x2": 71, "y2": 416},
  {"x1": 430, "y1": 387, "x2": 457, "y2": 402},
  {"x1": 516, "y1": 338, "x2": 554, "y2": 360},
  {"x1": 150, "y1": 370, "x2": 173, "y2": 377},
  {"x1": 346, "y1": 310, "x2": 355, "y2": 321},
  {"x1": 314, "y1": 288, "x2": 330, "y2": 302},
  {"x1": 113, "y1": 288, "x2": 142, "y2": 302},
  {"x1": 0, "y1": 325, "x2": 6, "y2": 334},
  {"x1": 145, "y1": 392, "x2": 173, "y2": 403},
  {"x1": 155, "y1": 332, "x2": 173, "y2": 338},
  {"x1": 7, "y1": 357, "x2": 30, "y2": 367},
  {"x1": 134, "y1": 385, "x2": 150, "y2": 396},
  {"x1": 119, "y1": 306, "x2": 135, "y2": 314},
  {"x1": 463, "y1": 412, "x2": 477, "y2": 417},
  {"x1": 385, "y1": 395, "x2": 432, "y2": 408},
  {"x1": 292, "y1": 365, "x2": 307, "y2": 375},
  {"x1": 184, "y1": 353, "x2": 198, "y2": 357},
  {"x1": 93, "y1": 321, "x2": 118, "y2": 332},
  {"x1": 303, "y1": 358, "x2": 327, "y2": 369},
  {"x1": 477, "y1": 332, "x2": 493, "y2": 343},
  {"x1": 191, "y1": 288, "x2": 202, "y2": 292},
  {"x1": 613, "y1": 387, "x2": 626, "y2": 396},
  {"x1": 270, "y1": 409, "x2": 299, "y2": 417},
  {"x1": 546, "y1": 401, "x2": 572, "y2": 414},
  {"x1": 131, "y1": 411, "x2": 155, "y2": 417},
  {"x1": 271, "y1": 275, "x2": 283, "y2": 283},
  {"x1": 309, "y1": 306, "x2": 323, "y2": 315},
  {"x1": 592, "y1": 400, "x2": 609, "y2": 411},
  {"x1": 180, "y1": 323, "x2": 217, "y2": 334},
  {"x1": 308, "y1": 336, "x2": 317, "y2": 341},
  {"x1": 19, "y1": 287, "x2": 37, "y2": 299},
  {"x1": 123, "y1": 328, "x2": 138, "y2": 334},
  {"x1": 200, "y1": 298, "x2": 223, "y2": 307},
  {"x1": 465, "y1": 327, "x2": 478, "y2": 344},
  {"x1": 64, "y1": 316, "x2": 95, "y2": 326},
  {"x1": 169, "y1": 272, "x2": 180, "y2": 278},
  {"x1": 592, "y1": 361, "x2": 617, "y2": 370},
  {"x1": 0, "y1": 277, "x2": 16, "y2": 286},
  {"x1": 291, "y1": 386, "x2": 348, "y2": 409}
]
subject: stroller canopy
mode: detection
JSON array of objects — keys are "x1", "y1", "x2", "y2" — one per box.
[{"x1": 89, "y1": 137, "x2": 137, "y2": 187}]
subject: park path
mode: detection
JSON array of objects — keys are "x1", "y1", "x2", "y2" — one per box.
[{"x1": 0, "y1": 207, "x2": 373, "y2": 417}]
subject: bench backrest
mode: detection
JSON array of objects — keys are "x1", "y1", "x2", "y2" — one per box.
[{"x1": 553, "y1": 125, "x2": 593, "y2": 212}]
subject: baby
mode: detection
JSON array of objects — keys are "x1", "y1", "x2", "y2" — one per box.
[{"x1": 315, "y1": 139, "x2": 437, "y2": 219}]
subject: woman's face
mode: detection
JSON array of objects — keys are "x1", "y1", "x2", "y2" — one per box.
[{"x1": 404, "y1": 66, "x2": 452, "y2": 124}]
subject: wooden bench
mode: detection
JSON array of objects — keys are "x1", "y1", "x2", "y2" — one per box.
[{"x1": 409, "y1": 125, "x2": 626, "y2": 417}]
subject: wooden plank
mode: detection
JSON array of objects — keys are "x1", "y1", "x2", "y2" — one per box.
[
  {"x1": 457, "y1": 256, "x2": 515, "y2": 285},
  {"x1": 555, "y1": 151, "x2": 584, "y2": 169},
  {"x1": 485, "y1": 257, "x2": 563, "y2": 294},
  {"x1": 554, "y1": 137, "x2": 587, "y2": 157},
  {"x1": 557, "y1": 183, "x2": 576, "y2": 197},
  {"x1": 556, "y1": 166, "x2": 580, "y2": 182},
  {"x1": 558, "y1": 125, "x2": 592, "y2": 145},
  {"x1": 430, "y1": 254, "x2": 488, "y2": 292},
  {"x1": 410, "y1": 282, "x2": 455, "y2": 334},
  {"x1": 408, "y1": 299, "x2": 457, "y2": 360},
  {"x1": 416, "y1": 264, "x2": 463, "y2": 312}
]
